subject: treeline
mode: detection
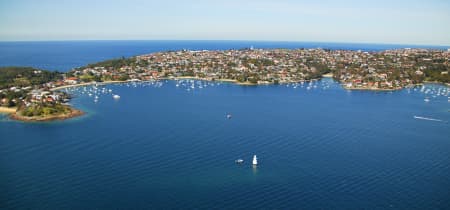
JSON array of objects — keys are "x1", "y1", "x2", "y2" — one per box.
[
  {"x1": 0, "y1": 90, "x2": 27, "y2": 107},
  {"x1": 309, "y1": 62, "x2": 331, "y2": 78},
  {"x1": 423, "y1": 64, "x2": 450, "y2": 83},
  {"x1": 83, "y1": 57, "x2": 137, "y2": 69},
  {"x1": 0, "y1": 67, "x2": 62, "y2": 89}
]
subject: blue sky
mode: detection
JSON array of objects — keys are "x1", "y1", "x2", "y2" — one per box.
[{"x1": 1, "y1": 0, "x2": 449, "y2": 45}]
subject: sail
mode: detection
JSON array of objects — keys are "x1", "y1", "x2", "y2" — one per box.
[{"x1": 252, "y1": 155, "x2": 258, "y2": 165}]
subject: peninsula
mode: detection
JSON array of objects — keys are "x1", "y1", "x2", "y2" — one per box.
[
  {"x1": 71, "y1": 48, "x2": 449, "y2": 89},
  {"x1": 0, "y1": 67, "x2": 83, "y2": 121},
  {"x1": 1, "y1": 48, "x2": 449, "y2": 121}
]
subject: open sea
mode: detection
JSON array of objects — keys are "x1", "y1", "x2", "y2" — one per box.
[{"x1": 1, "y1": 41, "x2": 450, "y2": 209}]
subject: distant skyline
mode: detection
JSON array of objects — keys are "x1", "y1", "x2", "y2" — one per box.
[{"x1": 1, "y1": 0, "x2": 449, "y2": 46}]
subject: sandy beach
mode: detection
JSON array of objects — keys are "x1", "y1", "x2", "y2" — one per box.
[
  {"x1": 215, "y1": 79, "x2": 236, "y2": 82},
  {"x1": 49, "y1": 76, "x2": 337, "y2": 93},
  {"x1": 50, "y1": 81, "x2": 129, "y2": 91},
  {"x1": 51, "y1": 82, "x2": 97, "y2": 91},
  {"x1": 0, "y1": 107, "x2": 17, "y2": 114},
  {"x1": 322, "y1": 73, "x2": 334, "y2": 78}
]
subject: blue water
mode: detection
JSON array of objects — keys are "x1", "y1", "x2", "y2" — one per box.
[
  {"x1": 1, "y1": 41, "x2": 450, "y2": 209},
  {"x1": 1, "y1": 40, "x2": 448, "y2": 71}
]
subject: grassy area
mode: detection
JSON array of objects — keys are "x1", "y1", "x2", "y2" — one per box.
[{"x1": 19, "y1": 104, "x2": 71, "y2": 117}]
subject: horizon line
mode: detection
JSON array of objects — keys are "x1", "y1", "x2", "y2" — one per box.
[{"x1": 0, "y1": 39, "x2": 449, "y2": 48}]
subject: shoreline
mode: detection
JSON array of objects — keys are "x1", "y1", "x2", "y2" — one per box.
[
  {"x1": 9, "y1": 107, "x2": 84, "y2": 122},
  {"x1": 50, "y1": 80, "x2": 129, "y2": 91},
  {"x1": 342, "y1": 86, "x2": 403, "y2": 91},
  {"x1": 322, "y1": 73, "x2": 334, "y2": 78},
  {"x1": 422, "y1": 81, "x2": 450, "y2": 86},
  {"x1": 0, "y1": 107, "x2": 17, "y2": 114},
  {"x1": 190, "y1": 78, "x2": 257, "y2": 85},
  {"x1": 50, "y1": 76, "x2": 447, "y2": 94}
]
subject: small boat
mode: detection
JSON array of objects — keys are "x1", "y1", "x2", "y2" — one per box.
[
  {"x1": 414, "y1": 115, "x2": 445, "y2": 122},
  {"x1": 252, "y1": 155, "x2": 258, "y2": 165},
  {"x1": 235, "y1": 159, "x2": 244, "y2": 164},
  {"x1": 113, "y1": 94, "x2": 120, "y2": 99},
  {"x1": 226, "y1": 114, "x2": 232, "y2": 119},
  {"x1": 424, "y1": 98, "x2": 430, "y2": 102}
]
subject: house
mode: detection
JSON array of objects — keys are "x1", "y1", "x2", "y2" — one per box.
[
  {"x1": 151, "y1": 71, "x2": 159, "y2": 78},
  {"x1": 415, "y1": 70, "x2": 424, "y2": 75},
  {"x1": 378, "y1": 73, "x2": 388, "y2": 79},
  {"x1": 1, "y1": 98, "x2": 8, "y2": 105},
  {"x1": 64, "y1": 77, "x2": 79, "y2": 85},
  {"x1": 46, "y1": 97, "x2": 54, "y2": 103}
]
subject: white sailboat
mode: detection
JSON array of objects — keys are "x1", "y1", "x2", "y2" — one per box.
[{"x1": 252, "y1": 155, "x2": 258, "y2": 165}]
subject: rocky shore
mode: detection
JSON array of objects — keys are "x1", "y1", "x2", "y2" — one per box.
[{"x1": 9, "y1": 107, "x2": 84, "y2": 122}]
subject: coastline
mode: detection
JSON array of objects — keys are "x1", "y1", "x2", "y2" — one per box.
[
  {"x1": 342, "y1": 86, "x2": 403, "y2": 91},
  {"x1": 50, "y1": 76, "x2": 416, "y2": 93},
  {"x1": 423, "y1": 81, "x2": 450, "y2": 86},
  {"x1": 161, "y1": 76, "x2": 259, "y2": 85},
  {"x1": 50, "y1": 75, "x2": 445, "y2": 96},
  {"x1": 50, "y1": 80, "x2": 130, "y2": 91},
  {"x1": 9, "y1": 107, "x2": 84, "y2": 122},
  {"x1": 322, "y1": 73, "x2": 334, "y2": 78},
  {"x1": 0, "y1": 107, "x2": 17, "y2": 114}
]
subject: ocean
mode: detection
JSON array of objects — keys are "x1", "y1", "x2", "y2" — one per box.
[{"x1": 1, "y1": 41, "x2": 450, "y2": 209}]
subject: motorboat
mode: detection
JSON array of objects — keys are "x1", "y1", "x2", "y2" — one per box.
[{"x1": 235, "y1": 159, "x2": 244, "y2": 164}]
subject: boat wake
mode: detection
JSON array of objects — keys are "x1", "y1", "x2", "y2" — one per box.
[{"x1": 414, "y1": 116, "x2": 447, "y2": 123}]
